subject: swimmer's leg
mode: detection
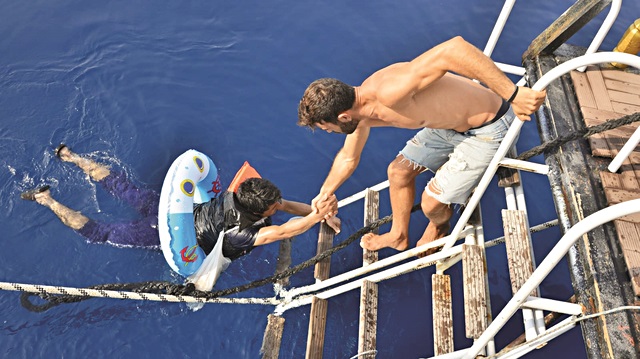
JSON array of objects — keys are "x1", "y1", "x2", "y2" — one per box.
[
  {"x1": 55, "y1": 144, "x2": 110, "y2": 181},
  {"x1": 55, "y1": 144, "x2": 159, "y2": 216},
  {"x1": 21, "y1": 186, "x2": 89, "y2": 230},
  {"x1": 21, "y1": 185, "x2": 159, "y2": 247}
]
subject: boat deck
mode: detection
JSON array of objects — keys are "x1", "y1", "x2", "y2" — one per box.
[
  {"x1": 525, "y1": 43, "x2": 640, "y2": 358},
  {"x1": 571, "y1": 66, "x2": 640, "y2": 296}
]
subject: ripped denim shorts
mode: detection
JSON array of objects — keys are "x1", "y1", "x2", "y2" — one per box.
[{"x1": 398, "y1": 106, "x2": 516, "y2": 205}]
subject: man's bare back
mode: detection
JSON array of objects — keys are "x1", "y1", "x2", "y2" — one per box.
[{"x1": 358, "y1": 69, "x2": 504, "y2": 132}]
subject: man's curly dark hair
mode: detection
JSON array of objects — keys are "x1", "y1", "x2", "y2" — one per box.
[{"x1": 298, "y1": 78, "x2": 355, "y2": 129}]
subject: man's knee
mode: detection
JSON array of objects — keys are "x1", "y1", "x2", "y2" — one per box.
[
  {"x1": 388, "y1": 156, "x2": 423, "y2": 185},
  {"x1": 421, "y1": 184, "x2": 451, "y2": 219}
]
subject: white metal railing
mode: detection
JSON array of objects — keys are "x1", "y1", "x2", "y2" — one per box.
[
  {"x1": 437, "y1": 51, "x2": 640, "y2": 268},
  {"x1": 578, "y1": 0, "x2": 622, "y2": 72},
  {"x1": 286, "y1": 52, "x2": 640, "y2": 356},
  {"x1": 460, "y1": 199, "x2": 640, "y2": 359}
]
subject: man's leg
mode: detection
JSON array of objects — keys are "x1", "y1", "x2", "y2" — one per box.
[
  {"x1": 416, "y1": 182, "x2": 452, "y2": 257},
  {"x1": 22, "y1": 186, "x2": 89, "y2": 230},
  {"x1": 55, "y1": 144, "x2": 110, "y2": 181},
  {"x1": 360, "y1": 155, "x2": 424, "y2": 251},
  {"x1": 56, "y1": 144, "x2": 159, "y2": 217}
]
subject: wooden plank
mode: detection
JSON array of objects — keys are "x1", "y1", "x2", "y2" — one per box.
[
  {"x1": 462, "y1": 244, "x2": 488, "y2": 339},
  {"x1": 358, "y1": 280, "x2": 378, "y2": 359},
  {"x1": 634, "y1": 163, "x2": 640, "y2": 186},
  {"x1": 571, "y1": 70, "x2": 597, "y2": 109},
  {"x1": 307, "y1": 223, "x2": 334, "y2": 359},
  {"x1": 306, "y1": 297, "x2": 328, "y2": 359},
  {"x1": 604, "y1": 188, "x2": 640, "y2": 222},
  {"x1": 581, "y1": 107, "x2": 637, "y2": 131},
  {"x1": 580, "y1": 107, "x2": 625, "y2": 122},
  {"x1": 261, "y1": 314, "x2": 286, "y2": 359},
  {"x1": 600, "y1": 171, "x2": 623, "y2": 189},
  {"x1": 589, "y1": 134, "x2": 613, "y2": 157},
  {"x1": 612, "y1": 102, "x2": 640, "y2": 115},
  {"x1": 275, "y1": 238, "x2": 293, "y2": 288},
  {"x1": 314, "y1": 223, "x2": 334, "y2": 281},
  {"x1": 432, "y1": 274, "x2": 454, "y2": 355},
  {"x1": 613, "y1": 221, "x2": 640, "y2": 296},
  {"x1": 601, "y1": 69, "x2": 640, "y2": 85},
  {"x1": 498, "y1": 147, "x2": 521, "y2": 187},
  {"x1": 523, "y1": 0, "x2": 612, "y2": 59},
  {"x1": 604, "y1": 78, "x2": 640, "y2": 95},
  {"x1": 620, "y1": 170, "x2": 640, "y2": 191},
  {"x1": 609, "y1": 90, "x2": 640, "y2": 106},
  {"x1": 502, "y1": 210, "x2": 537, "y2": 296},
  {"x1": 358, "y1": 190, "x2": 379, "y2": 358},
  {"x1": 585, "y1": 66, "x2": 614, "y2": 111},
  {"x1": 603, "y1": 188, "x2": 640, "y2": 203},
  {"x1": 363, "y1": 189, "x2": 379, "y2": 265}
]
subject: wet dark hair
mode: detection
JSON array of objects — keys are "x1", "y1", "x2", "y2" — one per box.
[
  {"x1": 297, "y1": 78, "x2": 356, "y2": 129},
  {"x1": 236, "y1": 178, "x2": 282, "y2": 214}
]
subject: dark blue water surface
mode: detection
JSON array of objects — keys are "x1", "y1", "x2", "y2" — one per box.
[{"x1": 2, "y1": 1, "x2": 640, "y2": 358}]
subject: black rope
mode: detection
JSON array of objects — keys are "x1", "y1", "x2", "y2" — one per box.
[
  {"x1": 20, "y1": 205, "x2": 420, "y2": 311},
  {"x1": 20, "y1": 112, "x2": 640, "y2": 311},
  {"x1": 517, "y1": 112, "x2": 640, "y2": 160}
]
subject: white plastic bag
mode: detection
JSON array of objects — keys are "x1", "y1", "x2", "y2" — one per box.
[{"x1": 186, "y1": 229, "x2": 232, "y2": 310}]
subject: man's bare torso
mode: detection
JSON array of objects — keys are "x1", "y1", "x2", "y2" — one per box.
[{"x1": 357, "y1": 64, "x2": 503, "y2": 132}]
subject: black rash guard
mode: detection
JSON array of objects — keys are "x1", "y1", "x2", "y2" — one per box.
[{"x1": 193, "y1": 191, "x2": 272, "y2": 260}]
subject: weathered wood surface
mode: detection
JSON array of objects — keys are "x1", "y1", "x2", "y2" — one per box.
[
  {"x1": 314, "y1": 223, "x2": 334, "y2": 281},
  {"x1": 526, "y1": 47, "x2": 640, "y2": 358},
  {"x1": 306, "y1": 222, "x2": 336, "y2": 359},
  {"x1": 462, "y1": 244, "x2": 489, "y2": 339},
  {"x1": 357, "y1": 190, "x2": 379, "y2": 358},
  {"x1": 261, "y1": 314, "x2": 286, "y2": 359},
  {"x1": 523, "y1": 0, "x2": 612, "y2": 60},
  {"x1": 306, "y1": 296, "x2": 328, "y2": 359},
  {"x1": 432, "y1": 274, "x2": 453, "y2": 355},
  {"x1": 572, "y1": 66, "x2": 640, "y2": 296},
  {"x1": 363, "y1": 189, "x2": 379, "y2": 265},
  {"x1": 358, "y1": 280, "x2": 378, "y2": 359},
  {"x1": 502, "y1": 210, "x2": 538, "y2": 296}
]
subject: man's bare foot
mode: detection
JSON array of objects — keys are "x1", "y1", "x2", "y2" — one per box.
[
  {"x1": 360, "y1": 232, "x2": 409, "y2": 251},
  {"x1": 54, "y1": 144, "x2": 77, "y2": 163},
  {"x1": 416, "y1": 222, "x2": 450, "y2": 257},
  {"x1": 54, "y1": 144, "x2": 110, "y2": 181}
]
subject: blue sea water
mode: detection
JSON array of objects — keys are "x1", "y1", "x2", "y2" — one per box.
[{"x1": 2, "y1": 1, "x2": 639, "y2": 358}]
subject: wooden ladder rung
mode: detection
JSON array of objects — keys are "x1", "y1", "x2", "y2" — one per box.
[
  {"x1": 462, "y1": 244, "x2": 489, "y2": 339},
  {"x1": 261, "y1": 314, "x2": 286, "y2": 359},
  {"x1": 306, "y1": 296, "x2": 329, "y2": 359},
  {"x1": 306, "y1": 223, "x2": 335, "y2": 359},
  {"x1": 358, "y1": 280, "x2": 378, "y2": 358},
  {"x1": 432, "y1": 274, "x2": 454, "y2": 355},
  {"x1": 357, "y1": 190, "x2": 379, "y2": 358},
  {"x1": 502, "y1": 209, "x2": 538, "y2": 296}
]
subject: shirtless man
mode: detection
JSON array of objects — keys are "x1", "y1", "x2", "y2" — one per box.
[{"x1": 297, "y1": 36, "x2": 546, "y2": 255}]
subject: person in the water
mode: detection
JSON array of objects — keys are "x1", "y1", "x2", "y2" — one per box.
[
  {"x1": 21, "y1": 145, "x2": 340, "y2": 260},
  {"x1": 297, "y1": 36, "x2": 546, "y2": 256}
]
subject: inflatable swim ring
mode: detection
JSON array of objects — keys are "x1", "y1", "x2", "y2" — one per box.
[{"x1": 158, "y1": 149, "x2": 222, "y2": 277}]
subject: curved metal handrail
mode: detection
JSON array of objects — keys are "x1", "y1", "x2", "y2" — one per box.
[
  {"x1": 462, "y1": 198, "x2": 640, "y2": 359},
  {"x1": 439, "y1": 52, "x2": 640, "y2": 267}
]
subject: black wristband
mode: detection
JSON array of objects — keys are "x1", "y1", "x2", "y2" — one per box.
[{"x1": 507, "y1": 86, "x2": 519, "y2": 103}]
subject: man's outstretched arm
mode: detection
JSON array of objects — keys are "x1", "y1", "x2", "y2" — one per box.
[
  {"x1": 254, "y1": 196, "x2": 339, "y2": 246},
  {"x1": 392, "y1": 36, "x2": 546, "y2": 120},
  {"x1": 312, "y1": 125, "x2": 370, "y2": 212}
]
